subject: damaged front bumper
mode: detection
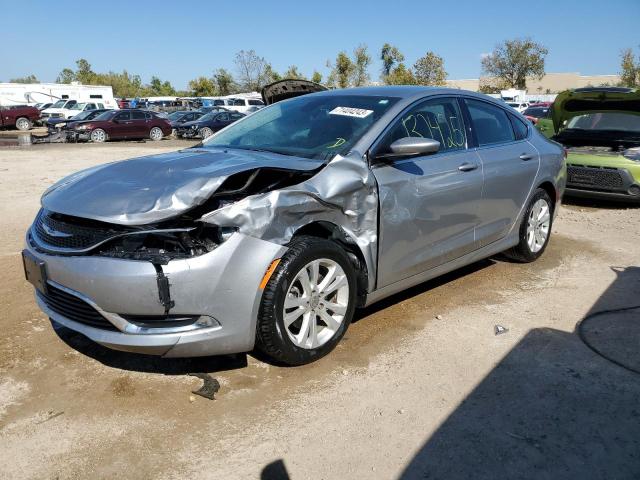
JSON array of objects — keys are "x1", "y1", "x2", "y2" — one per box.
[{"x1": 25, "y1": 233, "x2": 286, "y2": 357}]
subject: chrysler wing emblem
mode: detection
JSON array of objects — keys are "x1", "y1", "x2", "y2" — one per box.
[{"x1": 41, "y1": 223, "x2": 73, "y2": 238}]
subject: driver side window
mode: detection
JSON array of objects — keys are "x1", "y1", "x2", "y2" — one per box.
[{"x1": 383, "y1": 97, "x2": 467, "y2": 154}]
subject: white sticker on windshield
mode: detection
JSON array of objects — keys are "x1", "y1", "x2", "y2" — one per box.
[{"x1": 329, "y1": 106, "x2": 373, "y2": 119}]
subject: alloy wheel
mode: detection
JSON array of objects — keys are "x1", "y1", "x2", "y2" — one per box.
[
  {"x1": 283, "y1": 258, "x2": 350, "y2": 349},
  {"x1": 150, "y1": 127, "x2": 163, "y2": 141},
  {"x1": 90, "y1": 129, "x2": 106, "y2": 142},
  {"x1": 526, "y1": 198, "x2": 551, "y2": 253},
  {"x1": 16, "y1": 118, "x2": 30, "y2": 130}
]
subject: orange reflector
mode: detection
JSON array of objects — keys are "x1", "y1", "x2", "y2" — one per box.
[{"x1": 259, "y1": 258, "x2": 281, "y2": 289}]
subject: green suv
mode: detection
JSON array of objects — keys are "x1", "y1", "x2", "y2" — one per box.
[{"x1": 536, "y1": 87, "x2": 640, "y2": 202}]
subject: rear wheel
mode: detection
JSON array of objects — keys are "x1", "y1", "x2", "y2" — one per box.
[
  {"x1": 504, "y1": 188, "x2": 553, "y2": 262},
  {"x1": 15, "y1": 117, "x2": 31, "y2": 131},
  {"x1": 256, "y1": 236, "x2": 357, "y2": 365},
  {"x1": 90, "y1": 128, "x2": 107, "y2": 143},
  {"x1": 149, "y1": 127, "x2": 163, "y2": 141},
  {"x1": 200, "y1": 127, "x2": 213, "y2": 139}
]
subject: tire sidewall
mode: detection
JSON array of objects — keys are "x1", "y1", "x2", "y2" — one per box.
[
  {"x1": 200, "y1": 127, "x2": 213, "y2": 139},
  {"x1": 262, "y1": 240, "x2": 357, "y2": 365},
  {"x1": 519, "y1": 189, "x2": 553, "y2": 261}
]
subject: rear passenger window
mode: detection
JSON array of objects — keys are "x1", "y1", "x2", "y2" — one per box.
[
  {"x1": 509, "y1": 114, "x2": 529, "y2": 140},
  {"x1": 465, "y1": 99, "x2": 515, "y2": 146},
  {"x1": 132, "y1": 111, "x2": 146, "y2": 120},
  {"x1": 383, "y1": 97, "x2": 466, "y2": 153}
]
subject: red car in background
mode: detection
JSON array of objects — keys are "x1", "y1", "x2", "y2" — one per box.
[
  {"x1": 0, "y1": 105, "x2": 41, "y2": 130},
  {"x1": 69, "y1": 109, "x2": 172, "y2": 142}
]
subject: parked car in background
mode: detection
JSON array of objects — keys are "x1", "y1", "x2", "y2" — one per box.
[
  {"x1": 23, "y1": 87, "x2": 565, "y2": 365},
  {"x1": 59, "y1": 102, "x2": 105, "y2": 119},
  {"x1": 46, "y1": 109, "x2": 110, "y2": 134},
  {"x1": 0, "y1": 105, "x2": 40, "y2": 130},
  {"x1": 507, "y1": 102, "x2": 530, "y2": 113},
  {"x1": 69, "y1": 109, "x2": 171, "y2": 142},
  {"x1": 40, "y1": 99, "x2": 78, "y2": 120},
  {"x1": 176, "y1": 110, "x2": 244, "y2": 138},
  {"x1": 35, "y1": 102, "x2": 53, "y2": 111},
  {"x1": 117, "y1": 99, "x2": 130, "y2": 109},
  {"x1": 167, "y1": 110, "x2": 205, "y2": 128},
  {"x1": 225, "y1": 97, "x2": 265, "y2": 114},
  {"x1": 543, "y1": 87, "x2": 640, "y2": 202},
  {"x1": 198, "y1": 106, "x2": 229, "y2": 115}
]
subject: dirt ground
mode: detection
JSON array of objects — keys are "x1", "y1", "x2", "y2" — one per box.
[{"x1": 0, "y1": 140, "x2": 639, "y2": 480}]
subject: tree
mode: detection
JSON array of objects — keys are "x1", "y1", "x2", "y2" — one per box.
[
  {"x1": 311, "y1": 71, "x2": 322, "y2": 84},
  {"x1": 413, "y1": 51, "x2": 447, "y2": 86},
  {"x1": 56, "y1": 68, "x2": 75, "y2": 84},
  {"x1": 75, "y1": 58, "x2": 96, "y2": 84},
  {"x1": 146, "y1": 76, "x2": 176, "y2": 96},
  {"x1": 213, "y1": 68, "x2": 237, "y2": 95},
  {"x1": 620, "y1": 47, "x2": 639, "y2": 87},
  {"x1": 9, "y1": 74, "x2": 39, "y2": 84},
  {"x1": 351, "y1": 44, "x2": 371, "y2": 86},
  {"x1": 234, "y1": 50, "x2": 270, "y2": 91},
  {"x1": 188, "y1": 76, "x2": 217, "y2": 97},
  {"x1": 263, "y1": 64, "x2": 281, "y2": 84},
  {"x1": 384, "y1": 63, "x2": 417, "y2": 85},
  {"x1": 380, "y1": 43, "x2": 404, "y2": 78},
  {"x1": 327, "y1": 51, "x2": 355, "y2": 88},
  {"x1": 283, "y1": 65, "x2": 306, "y2": 80},
  {"x1": 481, "y1": 38, "x2": 548, "y2": 89}
]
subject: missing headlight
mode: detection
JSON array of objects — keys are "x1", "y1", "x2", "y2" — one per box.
[{"x1": 97, "y1": 225, "x2": 223, "y2": 263}]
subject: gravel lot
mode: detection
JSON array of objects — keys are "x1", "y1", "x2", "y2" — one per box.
[{"x1": 0, "y1": 140, "x2": 639, "y2": 479}]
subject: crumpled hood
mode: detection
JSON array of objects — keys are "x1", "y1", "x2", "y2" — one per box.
[
  {"x1": 41, "y1": 148, "x2": 324, "y2": 226},
  {"x1": 552, "y1": 87, "x2": 640, "y2": 132}
]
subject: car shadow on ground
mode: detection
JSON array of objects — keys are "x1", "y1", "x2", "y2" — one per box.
[
  {"x1": 398, "y1": 265, "x2": 640, "y2": 480},
  {"x1": 563, "y1": 195, "x2": 640, "y2": 209},
  {"x1": 53, "y1": 325, "x2": 248, "y2": 375}
]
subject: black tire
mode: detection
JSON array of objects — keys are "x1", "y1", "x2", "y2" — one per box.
[
  {"x1": 256, "y1": 235, "x2": 357, "y2": 366},
  {"x1": 504, "y1": 188, "x2": 554, "y2": 263}
]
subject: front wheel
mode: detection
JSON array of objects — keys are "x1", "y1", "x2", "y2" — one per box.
[
  {"x1": 15, "y1": 117, "x2": 31, "y2": 131},
  {"x1": 504, "y1": 188, "x2": 553, "y2": 262},
  {"x1": 200, "y1": 127, "x2": 213, "y2": 139},
  {"x1": 90, "y1": 128, "x2": 107, "y2": 143},
  {"x1": 149, "y1": 127, "x2": 163, "y2": 141},
  {"x1": 256, "y1": 236, "x2": 357, "y2": 365}
]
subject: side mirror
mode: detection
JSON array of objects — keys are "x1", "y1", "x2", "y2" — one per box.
[{"x1": 376, "y1": 137, "x2": 440, "y2": 160}]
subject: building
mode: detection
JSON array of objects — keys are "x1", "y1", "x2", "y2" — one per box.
[{"x1": 446, "y1": 72, "x2": 621, "y2": 93}]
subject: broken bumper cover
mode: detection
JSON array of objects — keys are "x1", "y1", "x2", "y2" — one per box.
[{"x1": 25, "y1": 233, "x2": 286, "y2": 357}]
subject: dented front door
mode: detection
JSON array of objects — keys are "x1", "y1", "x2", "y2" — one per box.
[{"x1": 372, "y1": 97, "x2": 484, "y2": 288}]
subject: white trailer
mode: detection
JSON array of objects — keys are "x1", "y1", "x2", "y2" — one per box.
[{"x1": 0, "y1": 82, "x2": 118, "y2": 109}]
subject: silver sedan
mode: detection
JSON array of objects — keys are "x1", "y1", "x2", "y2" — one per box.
[{"x1": 23, "y1": 87, "x2": 566, "y2": 365}]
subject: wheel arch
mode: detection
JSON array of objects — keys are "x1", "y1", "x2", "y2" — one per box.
[
  {"x1": 537, "y1": 180, "x2": 557, "y2": 209},
  {"x1": 292, "y1": 221, "x2": 368, "y2": 306}
]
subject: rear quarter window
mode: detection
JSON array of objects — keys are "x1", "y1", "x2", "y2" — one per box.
[
  {"x1": 509, "y1": 114, "x2": 529, "y2": 140},
  {"x1": 465, "y1": 99, "x2": 515, "y2": 146}
]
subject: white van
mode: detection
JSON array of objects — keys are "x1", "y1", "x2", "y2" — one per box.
[{"x1": 225, "y1": 97, "x2": 265, "y2": 114}]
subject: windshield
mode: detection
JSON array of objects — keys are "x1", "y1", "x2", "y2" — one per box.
[
  {"x1": 199, "y1": 112, "x2": 218, "y2": 121},
  {"x1": 203, "y1": 94, "x2": 400, "y2": 160},
  {"x1": 566, "y1": 113, "x2": 640, "y2": 132},
  {"x1": 69, "y1": 103, "x2": 86, "y2": 111},
  {"x1": 91, "y1": 111, "x2": 116, "y2": 121},
  {"x1": 71, "y1": 110, "x2": 94, "y2": 120},
  {"x1": 167, "y1": 112, "x2": 187, "y2": 120},
  {"x1": 51, "y1": 100, "x2": 66, "y2": 108}
]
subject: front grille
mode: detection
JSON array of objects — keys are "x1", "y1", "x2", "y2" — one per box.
[
  {"x1": 38, "y1": 284, "x2": 118, "y2": 331},
  {"x1": 32, "y1": 210, "x2": 126, "y2": 251},
  {"x1": 567, "y1": 165, "x2": 624, "y2": 191}
]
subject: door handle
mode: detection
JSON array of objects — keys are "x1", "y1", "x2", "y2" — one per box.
[
  {"x1": 458, "y1": 162, "x2": 479, "y2": 172},
  {"x1": 519, "y1": 153, "x2": 534, "y2": 161}
]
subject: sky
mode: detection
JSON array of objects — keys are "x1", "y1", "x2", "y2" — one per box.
[{"x1": 1, "y1": 0, "x2": 639, "y2": 90}]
